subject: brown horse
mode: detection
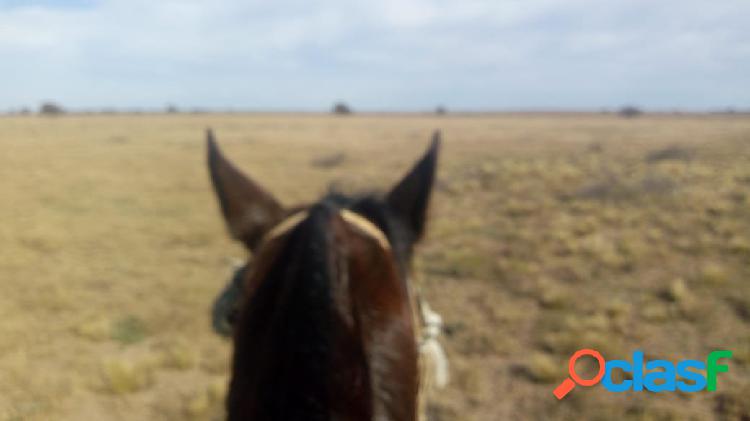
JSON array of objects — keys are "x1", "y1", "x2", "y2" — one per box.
[{"x1": 207, "y1": 129, "x2": 440, "y2": 421}]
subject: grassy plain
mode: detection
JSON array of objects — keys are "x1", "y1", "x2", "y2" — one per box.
[{"x1": 1, "y1": 113, "x2": 749, "y2": 420}]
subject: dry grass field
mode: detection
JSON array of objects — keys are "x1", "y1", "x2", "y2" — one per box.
[{"x1": 1, "y1": 113, "x2": 749, "y2": 420}]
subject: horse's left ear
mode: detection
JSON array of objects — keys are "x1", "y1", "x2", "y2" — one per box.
[
  {"x1": 207, "y1": 129, "x2": 285, "y2": 252},
  {"x1": 386, "y1": 131, "x2": 441, "y2": 240}
]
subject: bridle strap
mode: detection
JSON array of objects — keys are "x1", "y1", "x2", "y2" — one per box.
[
  {"x1": 259, "y1": 209, "x2": 391, "y2": 251},
  {"x1": 339, "y1": 209, "x2": 390, "y2": 251}
]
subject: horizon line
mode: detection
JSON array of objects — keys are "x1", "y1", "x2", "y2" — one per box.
[{"x1": 3, "y1": 105, "x2": 750, "y2": 116}]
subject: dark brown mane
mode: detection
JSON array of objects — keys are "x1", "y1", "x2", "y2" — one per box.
[{"x1": 227, "y1": 202, "x2": 418, "y2": 420}]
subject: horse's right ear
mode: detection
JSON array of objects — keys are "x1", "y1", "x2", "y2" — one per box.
[
  {"x1": 386, "y1": 131, "x2": 441, "y2": 242},
  {"x1": 207, "y1": 129, "x2": 285, "y2": 252}
]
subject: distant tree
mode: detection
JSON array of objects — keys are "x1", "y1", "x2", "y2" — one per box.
[
  {"x1": 165, "y1": 104, "x2": 179, "y2": 114},
  {"x1": 619, "y1": 105, "x2": 642, "y2": 118},
  {"x1": 19, "y1": 107, "x2": 31, "y2": 115},
  {"x1": 435, "y1": 105, "x2": 447, "y2": 115},
  {"x1": 39, "y1": 102, "x2": 65, "y2": 115},
  {"x1": 332, "y1": 102, "x2": 352, "y2": 115}
]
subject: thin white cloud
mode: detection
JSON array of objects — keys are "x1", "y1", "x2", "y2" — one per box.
[{"x1": 0, "y1": 0, "x2": 748, "y2": 109}]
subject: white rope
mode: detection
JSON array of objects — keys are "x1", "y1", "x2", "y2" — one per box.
[{"x1": 418, "y1": 298, "x2": 450, "y2": 389}]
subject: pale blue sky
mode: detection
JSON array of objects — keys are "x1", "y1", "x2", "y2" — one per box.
[{"x1": 1, "y1": 0, "x2": 748, "y2": 111}]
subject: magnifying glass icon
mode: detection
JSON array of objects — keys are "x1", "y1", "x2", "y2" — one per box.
[{"x1": 553, "y1": 349, "x2": 606, "y2": 400}]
